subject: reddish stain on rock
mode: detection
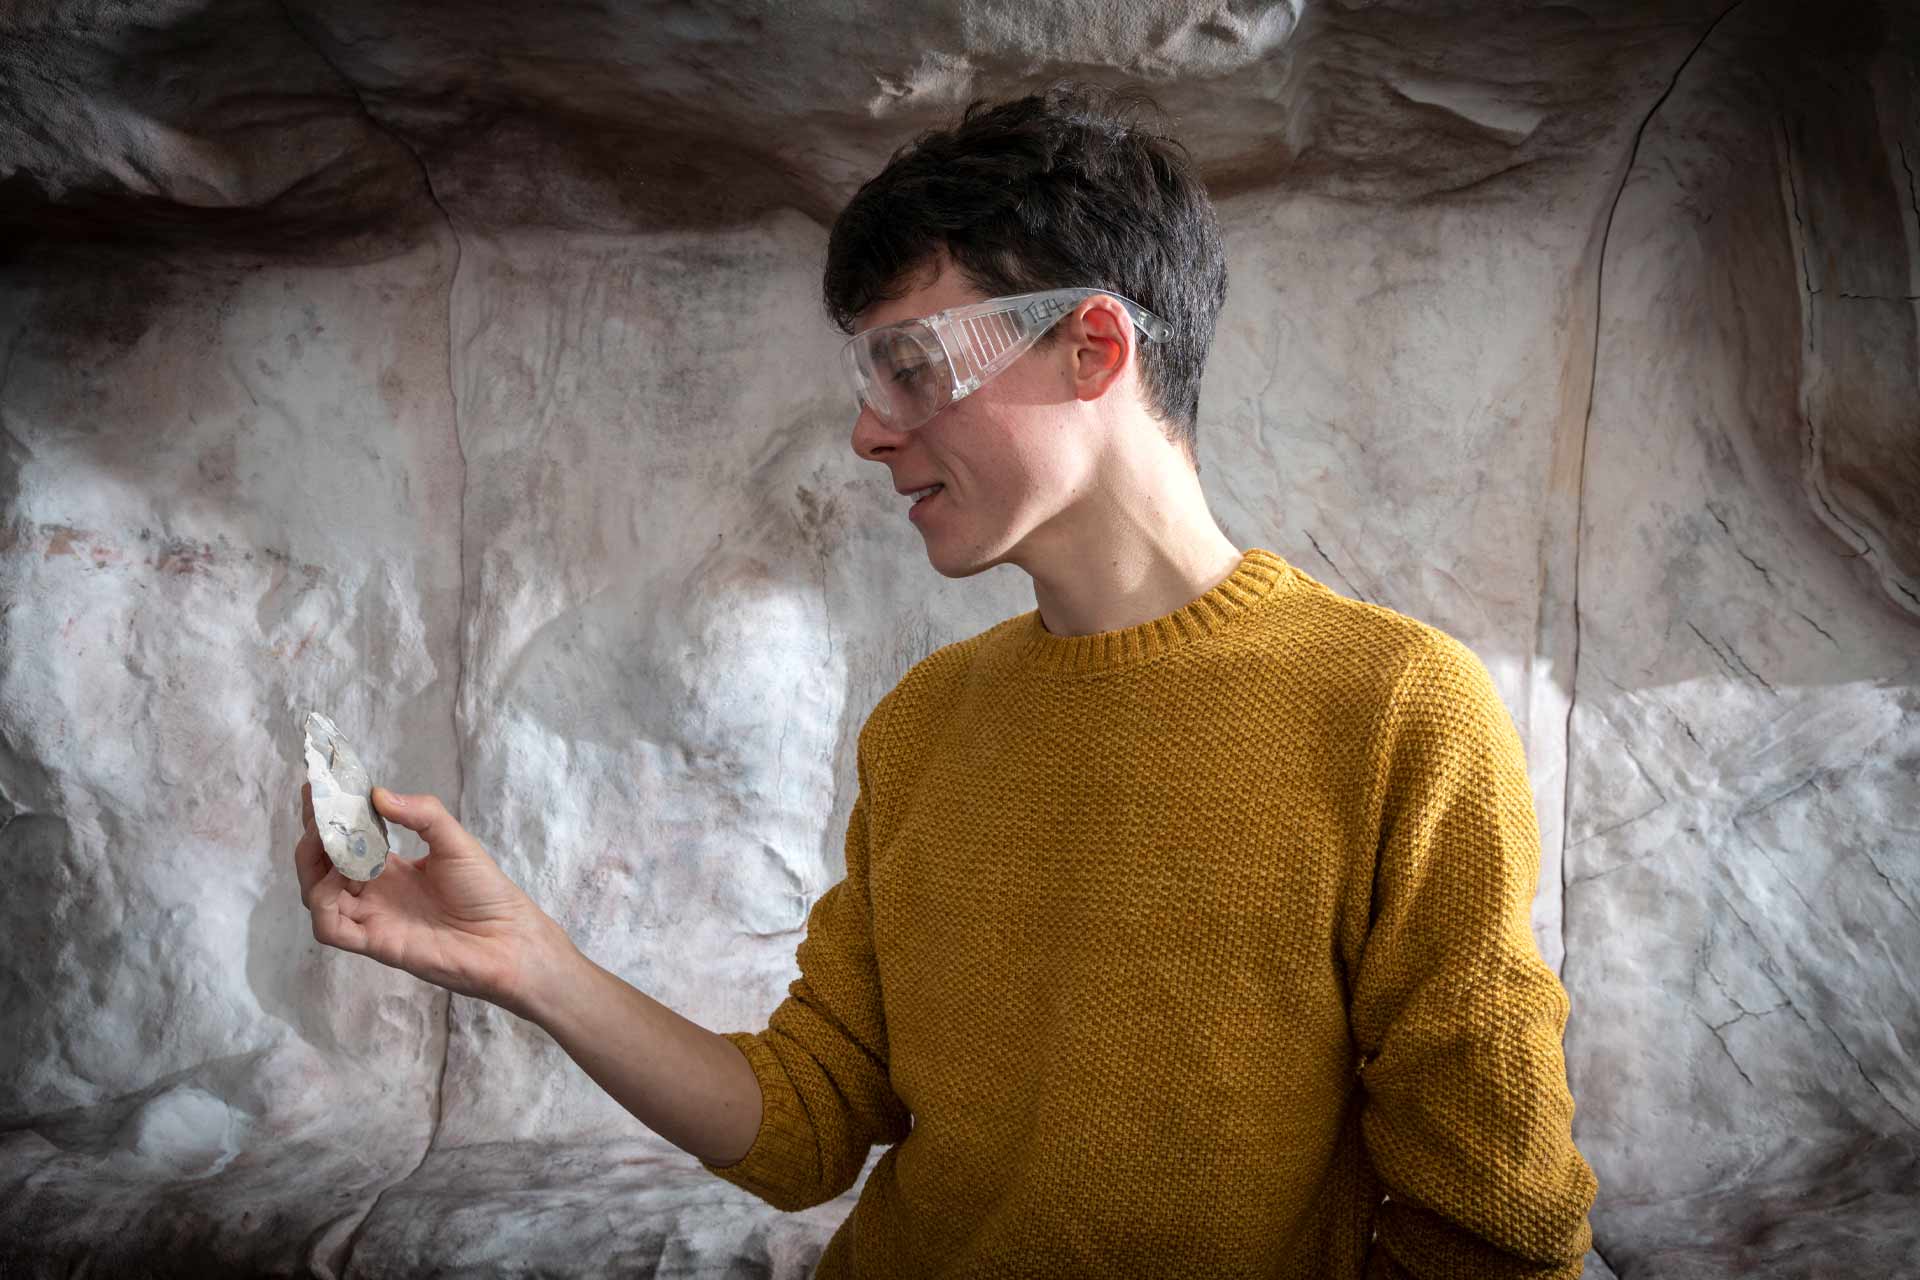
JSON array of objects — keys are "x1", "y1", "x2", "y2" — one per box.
[
  {"x1": 16, "y1": 521, "x2": 330, "y2": 586},
  {"x1": 43, "y1": 523, "x2": 84, "y2": 558},
  {"x1": 270, "y1": 621, "x2": 320, "y2": 661},
  {"x1": 153, "y1": 537, "x2": 214, "y2": 575}
]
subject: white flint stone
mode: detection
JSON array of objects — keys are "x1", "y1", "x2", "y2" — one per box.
[{"x1": 301, "y1": 710, "x2": 394, "y2": 882}]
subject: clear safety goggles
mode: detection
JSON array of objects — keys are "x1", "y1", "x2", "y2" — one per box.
[{"x1": 840, "y1": 287, "x2": 1172, "y2": 432}]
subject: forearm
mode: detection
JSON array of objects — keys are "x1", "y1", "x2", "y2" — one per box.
[{"x1": 517, "y1": 927, "x2": 763, "y2": 1168}]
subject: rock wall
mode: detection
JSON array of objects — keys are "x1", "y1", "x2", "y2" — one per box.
[{"x1": 0, "y1": 0, "x2": 1914, "y2": 1275}]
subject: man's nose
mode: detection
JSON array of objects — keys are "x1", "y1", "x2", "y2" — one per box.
[{"x1": 850, "y1": 402, "x2": 904, "y2": 458}]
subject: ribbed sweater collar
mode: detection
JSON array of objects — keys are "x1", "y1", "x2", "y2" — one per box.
[{"x1": 995, "y1": 546, "x2": 1296, "y2": 677}]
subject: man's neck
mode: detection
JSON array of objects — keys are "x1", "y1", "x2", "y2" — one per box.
[{"x1": 1028, "y1": 522, "x2": 1246, "y2": 639}]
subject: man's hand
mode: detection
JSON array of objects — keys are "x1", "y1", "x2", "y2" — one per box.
[{"x1": 294, "y1": 782, "x2": 572, "y2": 1020}]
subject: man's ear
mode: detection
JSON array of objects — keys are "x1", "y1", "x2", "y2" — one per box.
[{"x1": 1067, "y1": 297, "x2": 1134, "y2": 403}]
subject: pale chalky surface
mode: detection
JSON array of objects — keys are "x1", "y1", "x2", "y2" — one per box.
[{"x1": 0, "y1": 0, "x2": 1913, "y2": 1276}]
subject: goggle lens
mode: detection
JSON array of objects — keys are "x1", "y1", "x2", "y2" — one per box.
[{"x1": 846, "y1": 322, "x2": 952, "y2": 430}]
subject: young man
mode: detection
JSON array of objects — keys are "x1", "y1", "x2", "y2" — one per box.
[
  {"x1": 295, "y1": 82, "x2": 1597, "y2": 1277},
  {"x1": 698, "y1": 84, "x2": 1597, "y2": 1274}
]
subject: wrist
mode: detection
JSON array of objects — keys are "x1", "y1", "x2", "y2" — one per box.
[{"x1": 504, "y1": 912, "x2": 590, "y2": 1028}]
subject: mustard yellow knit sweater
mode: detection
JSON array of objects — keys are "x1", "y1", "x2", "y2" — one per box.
[{"x1": 701, "y1": 547, "x2": 1597, "y2": 1277}]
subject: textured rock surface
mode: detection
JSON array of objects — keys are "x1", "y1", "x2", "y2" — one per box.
[
  {"x1": 1, "y1": 0, "x2": 1915, "y2": 1276},
  {"x1": 302, "y1": 710, "x2": 394, "y2": 882}
]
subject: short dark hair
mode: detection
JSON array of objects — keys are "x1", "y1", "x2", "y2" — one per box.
[{"x1": 823, "y1": 80, "x2": 1229, "y2": 474}]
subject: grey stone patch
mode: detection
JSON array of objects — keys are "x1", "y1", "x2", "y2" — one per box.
[{"x1": 301, "y1": 710, "x2": 394, "y2": 882}]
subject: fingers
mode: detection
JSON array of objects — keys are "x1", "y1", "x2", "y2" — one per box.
[
  {"x1": 294, "y1": 782, "x2": 384, "y2": 956},
  {"x1": 310, "y1": 894, "x2": 369, "y2": 954},
  {"x1": 294, "y1": 825, "x2": 349, "y2": 909}
]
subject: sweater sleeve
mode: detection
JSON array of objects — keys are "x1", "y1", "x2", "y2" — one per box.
[
  {"x1": 1351, "y1": 629, "x2": 1598, "y2": 1279},
  {"x1": 698, "y1": 736, "x2": 912, "y2": 1210}
]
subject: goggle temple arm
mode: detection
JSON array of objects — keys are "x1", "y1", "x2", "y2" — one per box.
[{"x1": 937, "y1": 290, "x2": 1170, "y2": 400}]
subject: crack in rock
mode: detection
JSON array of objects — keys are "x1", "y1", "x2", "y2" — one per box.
[
  {"x1": 1703, "y1": 501, "x2": 1776, "y2": 589},
  {"x1": 1684, "y1": 620, "x2": 1777, "y2": 696},
  {"x1": 1302, "y1": 528, "x2": 1369, "y2": 605},
  {"x1": 1789, "y1": 1002, "x2": 1920, "y2": 1136},
  {"x1": 1564, "y1": 0, "x2": 1751, "y2": 973},
  {"x1": 272, "y1": 2, "x2": 469, "y2": 1274}
]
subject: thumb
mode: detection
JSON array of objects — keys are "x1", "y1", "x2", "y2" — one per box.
[
  {"x1": 372, "y1": 786, "x2": 475, "y2": 855},
  {"x1": 372, "y1": 785, "x2": 424, "y2": 830}
]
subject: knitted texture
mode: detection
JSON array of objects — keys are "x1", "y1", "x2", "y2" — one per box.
[{"x1": 700, "y1": 547, "x2": 1597, "y2": 1277}]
